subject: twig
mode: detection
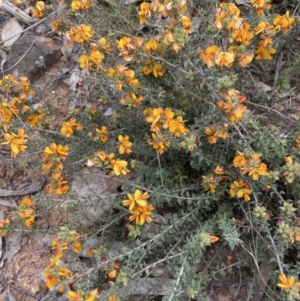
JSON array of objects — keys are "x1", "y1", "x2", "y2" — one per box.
[
  {"x1": 271, "y1": 51, "x2": 283, "y2": 92},
  {"x1": 9, "y1": 283, "x2": 38, "y2": 299},
  {"x1": 0, "y1": 4, "x2": 67, "y2": 45},
  {"x1": 0, "y1": 1, "x2": 33, "y2": 25},
  {"x1": 168, "y1": 255, "x2": 187, "y2": 301},
  {"x1": 0, "y1": 198, "x2": 18, "y2": 208}
]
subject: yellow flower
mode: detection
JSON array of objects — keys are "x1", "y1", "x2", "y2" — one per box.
[
  {"x1": 182, "y1": 16, "x2": 192, "y2": 34},
  {"x1": 66, "y1": 290, "x2": 80, "y2": 301},
  {"x1": 144, "y1": 38, "x2": 159, "y2": 52},
  {"x1": 229, "y1": 105, "x2": 247, "y2": 122},
  {"x1": 237, "y1": 52, "x2": 254, "y2": 67},
  {"x1": 153, "y1": 64, "x2": 164, "y2": 77},
  {"x1": 45, "y1": 275, "x2": 58, "y2": 289},
  {"x1": 230, "y1": 180, "x2": 252, "y2": 201},
  {"x1": 96, "y1": 126, "x2": 108, "y2": 142},
  {"x1": 255, "y1": 37, "x2": 276, "y2": 60},
  {"x1": 71, "y1": 0, "x2": 82, "y2": 11},
  {"x1": 97, "y1": 151, "x2": 114, "y2": 163},
  {"x1": 169, "y1": 116, "x2": 189, "y2": 137},
  {"x1": 51, "y1": 20, "x2": 63, "y2": 33},
  {"x1": 122, "y1": 189, "x2": 149, "y2": 211},
  {"x1": 98, "y1": 37, "x2": 111, "y2": 53},
  {"x1": 60, "y1": 122, "x2": 74, "y2": 137},
  {"x1": 90, "y1": 50, "x2": 104, "y2": 65},
  {"x1": 79, "y1": 54, "x2": 90, "y2": 68},
  {"x1": 138, "y1": 2, "x2": 151, "y2": 24},
  {"x1": 199, "y1": 45, "x2": 220, "y2": 68},
  {"x1": 251, "y1": 0, "x2": 271, "y2": 11},
  {"x1": 118, "y1": 135, "x2": 132, "y2": 154},
  {"x1": 107, "y1": 269, "x2": 117, "y2": 278},
  {"x1": 44, "y1": 143, "x2": 69, "y2": 159},
  {"x1": 35, "y1": 1, "x2": 45, "y2": 11},
  {"x1": 152, "y1": 0, "x2": 165, "y2": 13},
  {"x1": 277, "y1": 274, "x2": 295, "y2": 289},
  {"x1": 31, "y1": 7, "x2": 43, "y2": 18},
  {"x1": 69, "y1": 24, "x2": 94, "y2": 45},
  {"x1": 24, "y1": 215, "x2": 35, "y2": 227},
  {"x1": 3, "y1": 129, "x2": 28, "y2": 157},
  {"x1": 202, "y1": 175, "x2": 216, "y2": 193},
  {"x1": 273, "y1": 11, "x2": 295, "y2": 34},
  {"x1": 163, "y1": 31, "x2": 175, "y2": 45},
  {"x1": 58, "y1": 268, "x2": 72, "y2": 278},
  {"x1": 214, "y1": 166, "x2": 224, "y2": 175},
  {"x1": 85, "y1": 289, "x2": 99, "y2": 301},
  {"x1": 215, "y1": 52, "x2": 235, "y2": 68},
  {"x1": 72, "y1": 241, "x2": 82, "y2": 253},
  {"x1": 231, "y1": 23, "x2": 253, "y2": 46},
  {"x1": 109, "y1": 295, "x2": 117, "y2": 301},
  {"x1": 109, "y1": 159, "x2": 129, "y2": 176},
  {"x1": 129, "y1": 205, "x2": 154, "y2": 225},
  {"x1": 148, "y1": 133, "x2": 170, "y2": 154},
  {"x1": 20, "y1": 197, "x2": 33, "y2": 207},
  {"x1": 138, "y1": 204, "x2": 154, "y2": 224},
  {"x1": 248, "y1": 163, "x2": 269, "y2": 180}
]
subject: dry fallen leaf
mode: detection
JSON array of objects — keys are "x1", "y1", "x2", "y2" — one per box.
[{"x1": 1, "y1": 18, "x2": 23, "y2": 47}]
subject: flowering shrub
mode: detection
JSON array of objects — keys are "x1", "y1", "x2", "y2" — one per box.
[{"x1": 1, "y1": 0, "x2": 300, "y2": 300}]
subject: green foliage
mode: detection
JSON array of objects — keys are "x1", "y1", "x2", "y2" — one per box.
[{"x1": 2, "y1": 0, "x2": 300, "y2": 300}]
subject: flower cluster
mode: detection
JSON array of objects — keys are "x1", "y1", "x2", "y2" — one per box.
[
  {"x1": 79, "y1": 37, "x2": 111, "y2": 70},
  {"x1": 205, "y1": 123, "x2": 229, "y2": 144},
  {"x1": 95, "y1": 126, "x2": 108, "y2": 142},
  {"x1": 202, "y1": 165, "x2": 228, "y2": 193},
  {"x1": 250, "y1": 0, "x2": 271, "y2": 16},
  {"x1": 0, "y1": 218, "x2": 10, "y2": 237},
  {"x1": 138, "y1": 0, "x2": 187, "y2": 25},
  {"x1": 117, "y1": 36, "x2": 144, "y2": 62},
  {"x1": 66, "y1": 24, "x2": 94, "y2": 45},
  {"x1": 108, "y1": 65, "x2": 139, "y2": 91},
  {"x1": 17, "y1": 197, "x2": 37, "y2": 227},
  {"x1": 233, "y1": 151, "x2": 269, "y2": 181},
  {"x1": 27, "y1": 108, "x2": 45, "y2": 128},
  {"x1": 144, "y1": 107, "x2": 189, "y2": 154},
  {"x1": 120, "y1": 93, "x2": 143, "y2": 108},
  {"x1": 71, "y1": 0, "x2": 93, "y2": 12},
  {"x1": 229, "y1": 180, "x2": 252, "y2": 202},
  {"x1": 43, "y1": 228, "x2": 82, "y2": 292},
  {"x1": 118, "y1": 135, "x2": 132, "y2": 155},
  {"x1": 60, "y1": 118, "x2": 83, "y2": 137},
  {"x1": 31, "y1": 1, "x2": 47, "y2": 18},
  {"x1": 66, "y1": 289, "x2": 99, "y2": 301},
  {"x1": 277, "y1": 274, "x2": 300, "y2": 300},
  {"x1": 122, "y1": 189, "x2": 154, "y2": 225},
  {"x1": 143, "y1": 59, "x2": 164, "y2": 78},
  {"x1": 200, "y1": 2, "x2": 296, "y2": 68},
  {"x1": 282, "y1": 156, "x2": 300, "y2": 184},
  {"x1": 42, "y1": 143, "x2": 70, "y2": 194},
  {"x1": 106, "y1": 262, "x2": 120, "y2": 279},
  {"x1": 0, "y1": 75, "x2": 34, "y2": 130},
  {"x1": 87, "y1": 151, "x2": 129, "y2": 176},
  {"x1": 138, "y1": 1, "x2": 192, "y2": 55},
  {"x1": 216, "y1": 89, "x2": 247, "y2": 123},
  {"x1": 2, "y1": 128, "x2": 28, "y2": 157}
]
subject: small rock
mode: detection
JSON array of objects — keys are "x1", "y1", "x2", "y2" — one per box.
[
  {"x1": 31, "y1": 286, "x2": 40, "y2": 294},
  {"x1": 6, "y1": 35, "x2": 61, "y2": 82}
]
